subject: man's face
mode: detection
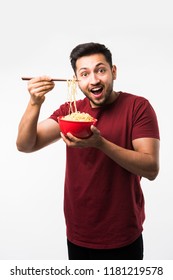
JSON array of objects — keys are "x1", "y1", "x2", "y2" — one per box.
[{"x1": 75, "y1": 53, "x2": 116, "y2": 108}]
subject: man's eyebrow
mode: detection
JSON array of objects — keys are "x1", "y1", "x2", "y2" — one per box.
[
  {"x1": 96, "y1": 62, "x2": 106, "y2": 67},
  {"x1": 78, "y1": 62, "x2": 106, "y2": 71},
  {"x1": 78, "y1": 67, "x2": 87, "y2": 71}
]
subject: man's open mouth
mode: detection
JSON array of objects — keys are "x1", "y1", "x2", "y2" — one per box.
[{"x1": 90, "y1": 86, "x2": 103, "y2": 96}]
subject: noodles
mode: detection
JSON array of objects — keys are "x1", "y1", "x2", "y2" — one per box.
[
  {"x1": 65, "y1": 78, "x2": 94, "y2": 122},
  {"x1": 67, "y1": 78, "x2": 78, "y2": 114},
  {"x1": 62, "y1": 112, "x2": 94, "y2": 122}
]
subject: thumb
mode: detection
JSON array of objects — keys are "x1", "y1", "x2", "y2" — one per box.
[{"x1": 91, "y1": 125, "x2": 100, "y2": 135}]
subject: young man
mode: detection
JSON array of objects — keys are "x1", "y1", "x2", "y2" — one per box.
[{"x1": 16, "y1": 42, "x2": 160, "y2": 260}]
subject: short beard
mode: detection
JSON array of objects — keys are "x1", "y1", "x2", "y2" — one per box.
[{"x1": 89, "y1": 85, "x2": 114, "y2": 107}]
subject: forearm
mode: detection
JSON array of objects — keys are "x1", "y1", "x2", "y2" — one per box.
[
  {"x1": 98, "y1": 137, "x2": 159, "y2": 180},
  {"x1": 61, "y1": 126, "x2": 159, "y2": 180},
  {"x1": 16, "y1": 99, "x2": 42, "y2": 152}
]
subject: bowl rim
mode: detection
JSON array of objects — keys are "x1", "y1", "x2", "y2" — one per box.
[{"x1": 58, "y1": 116, "x2": 97, "y2": 124}]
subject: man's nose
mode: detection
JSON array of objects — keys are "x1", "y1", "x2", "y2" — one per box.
[{"x1": 90, "y1": 73, "x2": 100, "y2": 84}]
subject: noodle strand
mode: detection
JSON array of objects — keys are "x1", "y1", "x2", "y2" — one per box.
[{"x1": 65, "y1": 78, "x2": 94, "y2": 122}]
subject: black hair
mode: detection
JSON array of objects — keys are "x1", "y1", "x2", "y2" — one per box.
[{"x1": 70, "y1": 42, "x2": 113, "y2": 73}]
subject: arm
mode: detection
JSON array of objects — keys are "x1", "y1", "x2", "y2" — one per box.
[
  {"x1": 16, "y1": 76, "x2": 61, "y2": 153},
  {"x1": 98, "y1": 134, "x2": 160, "y2": 181},
  {"x1": 61, "y1": 126, "x2": 160, "y2": 181}
]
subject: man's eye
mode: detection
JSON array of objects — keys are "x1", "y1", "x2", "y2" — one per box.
[
  {"x1": 81, "y1": 72, "x2": 88, "y2": 77},
  {"x1": 98, "y1": 68, "x2": 106, "y2": 73}
]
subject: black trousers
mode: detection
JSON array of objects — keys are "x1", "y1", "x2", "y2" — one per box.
[{"x1": 67, "y1": 234, "x2": 143, "y2": 260}]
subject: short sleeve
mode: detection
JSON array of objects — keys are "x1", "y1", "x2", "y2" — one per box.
[
  {"x1": 49, "y1": 102, "x2": 70, "y2": 123},
  {"x1": 132, "y1": 99, "x2": 160, "y2": 140}
]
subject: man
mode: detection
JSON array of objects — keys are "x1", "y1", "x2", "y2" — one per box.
[{"x1": 16, "y1": 42, "x2": 160, "y2": 260}]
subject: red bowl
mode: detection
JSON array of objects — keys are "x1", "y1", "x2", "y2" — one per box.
[{"x1": 58, "y1": 116, "x2": 97, "y2": 139}]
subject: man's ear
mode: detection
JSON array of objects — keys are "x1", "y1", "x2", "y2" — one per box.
[{"x1": 112, "y1": 65, "x2": 117, "y2": 80}]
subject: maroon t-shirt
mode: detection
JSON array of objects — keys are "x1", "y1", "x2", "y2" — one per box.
[{"x1": 50, "y1": 92, "x2": 160, "y2": 249}]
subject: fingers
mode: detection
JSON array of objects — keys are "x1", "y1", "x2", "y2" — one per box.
[
  {"x1": 60, "y1": 126, "x2": 101, "y2": 149},
  {"x1": 28, "y1": 76, "x2": 55, "y2": 94},
  {"x1": 28, "y1": 76, "x2": 55, "y2": 105},
  {"x1": 60, "y1": 132, "x2": 78, "y2": 147}
]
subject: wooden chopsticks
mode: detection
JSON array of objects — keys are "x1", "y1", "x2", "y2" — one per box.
[
  {"x1": 21, "y1": 77, "x2": 80, "y2": 82},
  {"x1": 21, "y1": 77, "x2": 71, "y2": 82}
]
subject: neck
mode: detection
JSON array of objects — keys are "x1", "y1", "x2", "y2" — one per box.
[{"x1": 90, "y1": 91, "x2": 119, "y2": 108}]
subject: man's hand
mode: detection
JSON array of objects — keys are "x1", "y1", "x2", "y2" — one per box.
[
  {"x1": 60, "y1": 125, "x2": 103, "y2": 148},
  {"x1": 28, "y1": 76, "x2": 55, "y2": 105}
]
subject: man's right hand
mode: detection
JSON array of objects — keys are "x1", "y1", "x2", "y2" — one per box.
[{"x1": 28, "y1": 76, "x2": 55, "y2": 105}]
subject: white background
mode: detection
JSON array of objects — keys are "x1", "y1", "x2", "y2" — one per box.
[{"x1": 0, "y1": 0, "x2": 172, "y2": 260}]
